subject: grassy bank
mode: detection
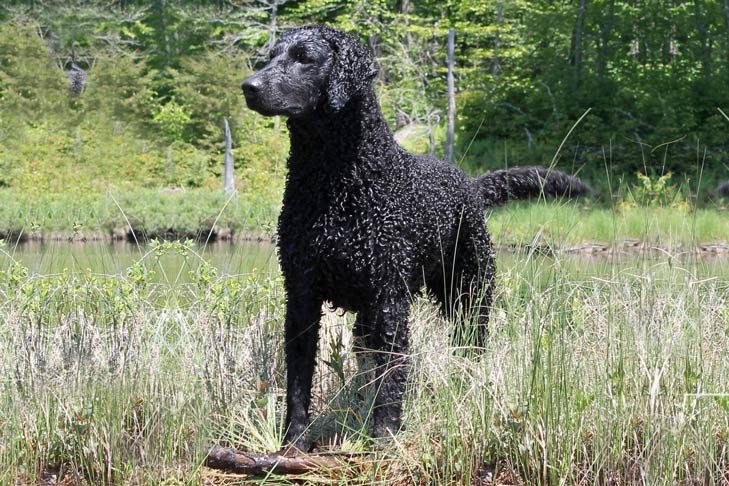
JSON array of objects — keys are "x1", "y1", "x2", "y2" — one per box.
[
  {"x1": 488, "y1": 202, "x2": 729, "y2": 249},
  {"x1": 0, "y1": 189, "x2": 281, "y2": 242},
  {"x1": 0, "y1": 242, "x2": 727, "y2": 484},
  {"x1": 2, "y1": 188, "x2": 728, "y2": 248}
]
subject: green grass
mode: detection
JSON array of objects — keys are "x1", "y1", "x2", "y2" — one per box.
[
  {"x1": 488, "y1": 201, "x2": 729, "y2": 248},
  {"x1": 0, "y1": 189, "x2": 281, "y2": 242},
  {"x1": 0, "y1": 239, "x2": 728, "y2": 485}
]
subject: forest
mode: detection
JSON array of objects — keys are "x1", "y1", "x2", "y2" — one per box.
[{"x1": 1, "y1": 0, "x2": 728, "y2": 202}]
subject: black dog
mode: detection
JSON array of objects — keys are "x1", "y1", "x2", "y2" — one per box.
[{"x1": 242, "y1": 25, "x2": 590, "y2": 453}]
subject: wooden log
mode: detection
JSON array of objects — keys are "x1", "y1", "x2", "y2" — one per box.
[{"x1": 205, "y1": 446, "x2": 361, "y2": 475}]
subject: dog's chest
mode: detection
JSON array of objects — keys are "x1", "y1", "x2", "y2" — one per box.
[
  {"x1": 282, "y1": 182, "x2": 377, "y2": 262},
  {"x1": 279, "y1": 176, "x2": 406, "y2": 304}
]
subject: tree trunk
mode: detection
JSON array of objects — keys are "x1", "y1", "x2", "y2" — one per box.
[
  {"x1": 493, "y1": 0, "x2": 503, "y2": 76},
  {"x1": 694, "y1": 0, "x2": 711, "y2": 78},
  {"x1": 572, "y1": 0, "x2": 588, "y2": 87},
  {"x1": 723, "y1": 0, "x2": 729, "y2": 53},
  {"x1": 667, "y1": 0, "x2": 677, "y2": 64},
  {"x1": 401, "y1": 0, "x2": 412, "y2": 46},
  {"x1": 632, "y1": 0, "x2": 641, "y2": 63},
  {"x1": 223, "y1": 119, "x2": 235, "y2": 194},
  {"x1": 267, "y1": 0, "x2": 279, "y2": 53},
  {"x1": 598, "y1": 0, "x2": 615, "y2": 78},
  {"x1": 445, "y1": 28, "x2": 456, "y2": 163}
]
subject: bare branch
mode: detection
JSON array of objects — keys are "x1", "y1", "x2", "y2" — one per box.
[{"x1": 205, "y1": 446, "x2": 364, "y2": 475}]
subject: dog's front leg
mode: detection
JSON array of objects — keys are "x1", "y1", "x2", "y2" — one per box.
[
  {"x1": 281, "y1": 292, "x2": 323, "y2": 455},
  {"x1": 367, "y1": 290, "x2": 411, "y2": 439}
]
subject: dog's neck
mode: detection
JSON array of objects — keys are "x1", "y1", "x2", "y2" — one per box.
[{"x1": 286, "y1": 87, "x2": 401, "y2": 174}]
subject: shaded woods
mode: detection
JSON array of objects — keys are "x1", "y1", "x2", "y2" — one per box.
[{"x1": 0, "y1": 0, "x2": 728, "y2": 197}]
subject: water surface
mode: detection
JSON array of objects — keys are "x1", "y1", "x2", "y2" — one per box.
[
  {"x1": 4, "y1": 241, "x2": 728, "y2": 284},
  {"x1": 5, "y1": 240, "x2": 278, "y2": 279}
]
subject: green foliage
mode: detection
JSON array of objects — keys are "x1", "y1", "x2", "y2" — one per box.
[
  {"x1": 82, "y1": 53, "x2": 156, "y2": 123},
  {"x1": 0, "y1": 120, "x2": 212, "y2": 191},
  {"x1": 630, "y1": 172, "x2": 681, "y2": 207},
  {"x1": 3, "y1": 185, "x2": 727, "y2": 249},
  {"x1": 151, "y1": 99, "x2": 192, "y2": 141},
  {"x1": 167, "y1": 51, "x2": 253, "y2": 148},
  {"x1": 0, "y1": 23, "x2": 67, "y2": 117},
  {"x1": 1, "y1": 1, "x2": 729, "y2": 210},
  {"x1": 111, "y1": 189, "x2": 237, "y2": 239},
  {"x1": 0, "y1": 14, "x2": 288, "y2": 202},
  {"x1": 0, "y1": 189, "x2": 282, "y2": 241},
  {"x1": 487, "y1": 200, "x2": 729, "y2": 246}
]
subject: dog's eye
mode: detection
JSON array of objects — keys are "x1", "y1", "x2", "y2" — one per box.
[{"x1": 292, "y1": 49, "x2": 311, "y2": 64}]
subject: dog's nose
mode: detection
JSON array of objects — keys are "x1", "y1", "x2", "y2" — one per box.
[{"x1": 242, "y1": 76, "x2": 262, "y2": 96}]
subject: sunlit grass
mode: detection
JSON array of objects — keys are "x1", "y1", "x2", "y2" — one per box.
[
  {"x1": 488, "y1": 202, "x2": 729, "y2": 248},
  {"x1": 0, "y1": 189, "x2": 281, "y2": 242},
  {"x1": 0, "y1": 236, "x2": 727, "y2": 485}
]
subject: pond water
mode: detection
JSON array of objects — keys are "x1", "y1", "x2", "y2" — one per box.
[
  {"x1": 4, "y1": 240, "x2": 729, "y2": 282},
  {"x1": 5, "y1": 240, "x2": 279, "y2": 279}
]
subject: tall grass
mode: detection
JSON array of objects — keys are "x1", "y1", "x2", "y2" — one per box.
[
  {"x1": 1, "y1": 234, "x2": 727, "y2": 484},
  {"x1": 0, "y1": 242, "x2": 287, "y2": 484},
  {"x1": 402, "y1": 253, "x2": 729, "y2": 485}
]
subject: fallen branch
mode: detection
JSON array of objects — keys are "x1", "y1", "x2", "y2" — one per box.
[{"x1": 205, "y1": 445, "x2": 363, "y2": 475}]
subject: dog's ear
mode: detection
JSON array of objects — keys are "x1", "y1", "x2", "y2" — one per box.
[{"x1": 321, "y1": 28, "x2": 378, "y2": 111}]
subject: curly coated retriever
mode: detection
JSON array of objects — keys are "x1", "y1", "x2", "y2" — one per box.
[{"x1": 241, "y1": 24, "x2": 590, "y2": 453}]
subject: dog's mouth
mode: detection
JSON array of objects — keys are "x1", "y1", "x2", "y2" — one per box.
[
  {"x1": 243, "y1": 95, "x2": 276, "y2": 116},
  {"x1": 281, "y1": 105, "x2": 307, "y2": 117},
  {"x1": 243, "y1": 95, "x2": 306, "y2": 118}
]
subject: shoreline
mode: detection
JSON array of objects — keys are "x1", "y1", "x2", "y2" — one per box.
[
  {"x1": 5, "y1": 230, "x2": 729, "y2": 259},
  {"x1": 0, "y1": 228, "x2": 274, "y2": 245}
]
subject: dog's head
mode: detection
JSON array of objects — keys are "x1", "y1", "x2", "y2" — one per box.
[{"x1": 241, "y1": 25, "x2": 378, "y2": 118}]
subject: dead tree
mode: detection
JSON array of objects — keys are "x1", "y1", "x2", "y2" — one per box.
[
  {"x1": 223, "y1": 119, "x2": 235, "y2": 193},
  {"x1": 445, "y1": 28, "x2": 456, "y2": 163}
]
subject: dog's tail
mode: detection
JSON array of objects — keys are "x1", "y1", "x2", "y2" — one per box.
[{"x1": 475, "y1": 166, "x2": 592, "y2": 207}]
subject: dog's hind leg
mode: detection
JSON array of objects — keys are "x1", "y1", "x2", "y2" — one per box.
[
  {"x1": 352, "y1": 311, "x2": 377, "y2": 392},
  {"x1": 455, "y1": 230, "x2": 494, "y2": 349},
  {"x1": 357, "y1": 289, "x2": 411, "y2": 439},
  {"x1": 450, "y1": 261, "x2": 493, "y2": 349},
  {"x1": 428, "y1": 223, "x2": 495, "y2": 349}
]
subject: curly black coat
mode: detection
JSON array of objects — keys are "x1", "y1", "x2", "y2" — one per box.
[{"x1": 242, "y1": 24, "x2": 590, "y2": 453}]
